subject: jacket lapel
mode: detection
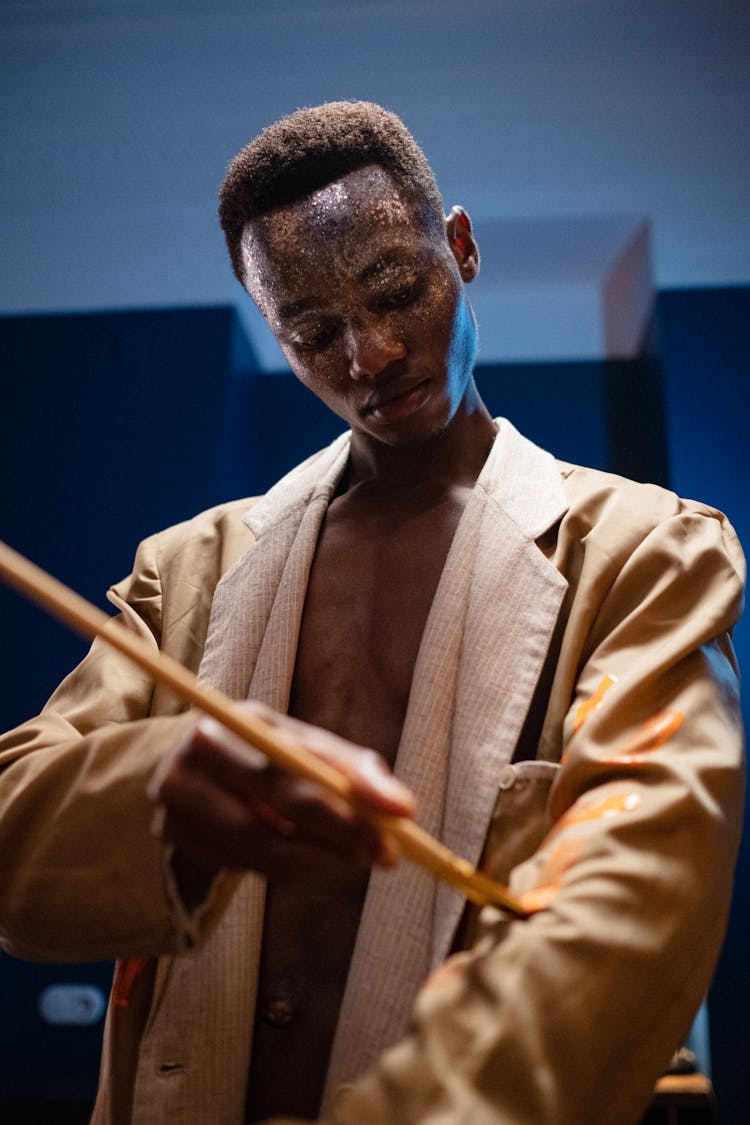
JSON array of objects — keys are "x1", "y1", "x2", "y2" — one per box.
[
  {"x1": 178, "y1": 434, "x2": 350, "y2": 1121},
  {"x1": 432, "y1": 420, "x2": 570, "y2": 963},
  {"x1": 197, "y1": 433, "x2": 350, "y2": 701}
]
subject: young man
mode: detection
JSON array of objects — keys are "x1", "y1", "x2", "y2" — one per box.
[{"x1": 0, "y1": 102, "x2": 744, "y2": 1125}]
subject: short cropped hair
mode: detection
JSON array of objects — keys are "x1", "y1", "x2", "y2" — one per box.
[{"x1": 218, "y1": 100, "x2": 445, "y2": 284}]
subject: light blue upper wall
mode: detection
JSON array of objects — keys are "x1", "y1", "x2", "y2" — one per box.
[{"x1": 1, "y1": 0, "x2": 748, "y2": 366}]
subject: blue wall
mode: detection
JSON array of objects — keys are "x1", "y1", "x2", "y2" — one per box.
[{"x1": 657, "y1": 288, "x2": 750, "y2": 1124}]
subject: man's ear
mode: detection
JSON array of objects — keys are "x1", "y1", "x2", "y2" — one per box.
[{"x1": 445, "y1": 206, "x2": 480, "y2": 281}]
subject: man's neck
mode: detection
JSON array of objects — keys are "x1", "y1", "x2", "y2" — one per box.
[{"x1": 346, "y1": 399, "x2": 498, "y2": 495}]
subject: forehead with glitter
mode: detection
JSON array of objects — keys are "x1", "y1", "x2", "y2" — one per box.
[{"x1": 239, "y1": 165, "x2": 440, "y2": 313}]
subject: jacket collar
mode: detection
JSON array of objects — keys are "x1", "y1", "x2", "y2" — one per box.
[
  {"x1": 242, "y1": 432, "x2": 351, "y2": 539},
  {"x1": 242, "y1": 417, "x2": 566, "y2": 542}
]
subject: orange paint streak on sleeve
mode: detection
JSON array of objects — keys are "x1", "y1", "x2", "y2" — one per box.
[
  {"x1": 519, "y1": 883, "x2": 560, "y2": 913},
  {"x1": 519, "y1": 837, "x2": 587, "y2": 914},
  {"x1": 556, "y1": 790, "x2": 642, "y2": 834},
  {"x1": 573, "y1": 674, "x2": 618, "y2": 733},
  {"x1": 111, "y1": 957, "x2": 148, "y2": 1009},
  {"x1": 612, "y1": 709, "x2": 684, "y2": 763},
  {"x1": 525, "y1": 790, "x2": 643, "y2": 913}
]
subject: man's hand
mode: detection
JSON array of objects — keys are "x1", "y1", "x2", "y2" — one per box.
[{"x1": 148, "y1": 703, "x2": 416, "y2": 886}]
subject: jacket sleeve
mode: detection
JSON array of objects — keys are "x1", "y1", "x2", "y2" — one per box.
[
  {"x1": 0, "y1": 531, "x2": 235, "y2": 963},
  {"x1": 321, "y1": 504, "x2": 746, "y2": 1125}
]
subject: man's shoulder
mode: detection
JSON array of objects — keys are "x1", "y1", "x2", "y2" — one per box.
[
  {"x1": 122, "y1": 434, "x2": 351, "y2": 590},
  {"x1": 554, "y1": 459, "x2": 744, "y2": 579},
  {"x1": 558, "y1": 460, "x2": 680, "y2": 523},
  {"x1": 558, "y1": 459, "x2": 724, "y2": 525},
  {"x1": 145, "y1": 495, "x2": 258, "y2": 549},
  {"x1": 125, "y1": 497, "x2": 260, "y2": 595}
]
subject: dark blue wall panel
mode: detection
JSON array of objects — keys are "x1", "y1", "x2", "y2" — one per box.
[
  {"x1": 657, "y1": 288, "x2": 750, "y2": 1125},
  {"x1": 0, "y1": 307, "x2": 258, "y2": 727},
  {"x1": 0, "y1": 307, "x2": 261, "y2": 1117}
]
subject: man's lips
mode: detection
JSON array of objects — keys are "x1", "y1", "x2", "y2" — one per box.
[{"x1": 364, "y1": 378, "x2": 431, "y2": 420}]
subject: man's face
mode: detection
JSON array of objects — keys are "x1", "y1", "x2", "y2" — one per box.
[{"x1": 238, "y1": 166, "x2": 479, "y2": 448}]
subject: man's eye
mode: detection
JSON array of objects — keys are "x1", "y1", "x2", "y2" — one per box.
[
  {"x1": 293, "y1": 324, "x2": 337, "y2": 352},
  {"x1": 379, "y1": 281, "x2": 418, "y2": 311}
]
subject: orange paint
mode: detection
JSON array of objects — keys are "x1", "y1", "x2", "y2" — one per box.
[
  {"x1": 519, "y1": 837, "x2": 587, "y2": 914},
  {"x1": 558, "y1": 790, "x2": 641, "y2": 832},
  {"x1": 612, "y1": 710, "x2": 684, "y2": 763},
  {"x1": 111, "y1": 957, "x2": 148, "y2": 1009},
  {"x1": 519, "y1": 884, "x2": 561, "y2": 913},
  {"x1": 573, "y1": 674, "x2": 618, "y2": 733}
]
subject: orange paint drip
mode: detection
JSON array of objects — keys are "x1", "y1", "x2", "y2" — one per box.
[
  {"x1": 519, "y1": 837, "x2": 587, "y2": 914},
  {"x1": 556, "y1": 790, "x2": 641, "y2": 834},
  {"x1": 519, "y1": 884, "x2": 561, "y2": 913},
  {"x1": 111, "y1": 957, "x2": 148, "y2": 1009},
  {"x1": 573, "y1": 674, "x2": 618, "y2": 733},
  {"x1": 613, "y1": 710, "x2": 684, "y2": 763}
]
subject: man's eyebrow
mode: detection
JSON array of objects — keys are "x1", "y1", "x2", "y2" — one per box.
[{"x1": 276, "y1": 296, "x2": 323, "y2": 323}]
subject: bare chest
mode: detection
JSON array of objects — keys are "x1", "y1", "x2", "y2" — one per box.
[{"x1": 289, "y1": 487, "x2": 470, "y2": 764}]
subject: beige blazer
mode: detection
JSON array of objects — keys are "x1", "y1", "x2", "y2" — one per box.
[{"x1": 0, "y1": 420, "x2": 744, "y2": 1125}]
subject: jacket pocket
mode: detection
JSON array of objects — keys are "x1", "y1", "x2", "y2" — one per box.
[{"x1": 483, "y1": 760, "x2": 561, "y2": 884}]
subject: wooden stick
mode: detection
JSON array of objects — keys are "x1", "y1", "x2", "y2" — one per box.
[{"x1": 0, "y1": 539, "x2": 529, "y2": 916}]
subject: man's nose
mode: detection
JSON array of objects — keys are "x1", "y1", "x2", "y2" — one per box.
[{"x1": 346, "y1": 322, "x2": 407, "y2": 380}]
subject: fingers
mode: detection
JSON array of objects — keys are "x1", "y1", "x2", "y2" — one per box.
[
  {"x1": 240, "y1": 703, "x2": 416, "y2": 818},
  {"x1": 154, "y1": 761, "x2": 379, "y2": 879},
  {"x1": 148, "y1": 708, "x2": 412, "y2": 879}
]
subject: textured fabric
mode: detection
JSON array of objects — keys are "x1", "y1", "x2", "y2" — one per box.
[{"x1": 197, "y1": 435, "x2": 351, "y2": 704}]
